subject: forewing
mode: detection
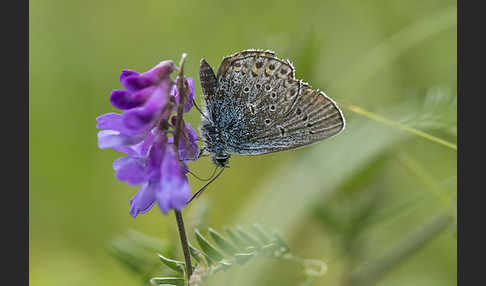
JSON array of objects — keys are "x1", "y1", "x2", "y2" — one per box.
[
  {"x1": 237, "y1": 83, "x2": 345, "y2": 154},
  {"x1": 213, "y1": 49, "x2": 345, "y2": 155},
  {"x1": 199, "y1": 59, "x2": 218, "y2": 109}
]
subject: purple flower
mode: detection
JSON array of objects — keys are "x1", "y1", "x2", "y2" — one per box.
[
  {"x1": 96, "y1": 60, "x2": 198, "y2": 217},
  {"x1": 168, "y1": 121, "x2": 199, "y2": 161},
  {"x1": 171, "y1": 77, "x2": 195, "y2": 113},
  {"x1": 179, "y1": 123, "x2": 199, "y2": 161}
]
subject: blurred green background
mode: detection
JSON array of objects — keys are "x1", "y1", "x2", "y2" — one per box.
[{"x1": 30, "y1": 0, "x2": 456, "y2": 285}]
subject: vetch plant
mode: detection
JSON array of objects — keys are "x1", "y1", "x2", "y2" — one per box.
[
  {"x1": 97, "y1": 56, "x2": 197, "y2": 216},
  {"x1": 110, "y1": 226, "x2": 327, "y2": 286},
  {"x1": 97, "y1": 54, "x2": 197, "y2": 282}
]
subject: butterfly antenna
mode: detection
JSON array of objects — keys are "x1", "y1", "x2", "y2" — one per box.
[
  {"x1": 186, "y1": 165, "x2": 218, "y2": 182},
  {"x1": 187, "y1": 167, "x2": 225, "y2": 204}
]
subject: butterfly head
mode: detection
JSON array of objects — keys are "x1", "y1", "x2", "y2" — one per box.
[{"x1": 211, "y1": 154, "x2": 230, "y2": 167}]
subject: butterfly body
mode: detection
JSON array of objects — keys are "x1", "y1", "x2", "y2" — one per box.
[{"x1": 199, "y1": 49, "x2": 345, "y2": 167}]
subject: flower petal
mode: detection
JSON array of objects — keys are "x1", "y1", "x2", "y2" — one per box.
[
  {"x1": 121, "y1": 83, "x2": 171, "y2": 133},
  {"x1": 115, "y1": 157, "x2": 146, "y2": 186},
  {"x1": 112, "y1": 145, "x2": 140, "y2": 156},
  {"x1": 142, "y1": 60, "x2": 176, "y2": 84},
  {"x1": 96, "y1": 113, "x2": 124, "y2": 130},
  {"x1": 129, "y1": 183, "x2": 157, "y2": 218},
  {"x1": 145, "y1": 139, "x2": 166, "y2": 182},
  {"x1": 120, "y1": 70, "x2": 139, "y2": 81},
  {"x1": 110, "y1": 87, "x2": 153, "y2": 110},
  {"x1": 157, "y1": 177, "x2": 191, "y2": 215},
  {"x1": 96, "y1": 112, "x2": 142, "y2": 136},
  {"x1": 172, "y1": 77, "x2": 195, "y2": 113},
  {"x1": 97, "y1": 130, "x2": 145, "y2": 149},
  {"x1": 121, "y1": 61, "x2": 176, "y2": 92},
  {"x1": 113, "y1": 156, "x2": 132, "y2": 170},
  {"x1": 179, "y1": 123, "x2": 199, "y2": 161},
  {"x1": 156, "y1": 147, "x2": 191, "y2": 214}
]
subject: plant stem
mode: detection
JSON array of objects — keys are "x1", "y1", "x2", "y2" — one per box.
[
  {"x1": 173, "y1": 53, "x2": 193, "y2": 283},
  {"x1": 344, "y1": 103, "x2": 457, "y2": 151},
  {"x1": 175, "y1": 210, "x2": 193, "y2": 281}
]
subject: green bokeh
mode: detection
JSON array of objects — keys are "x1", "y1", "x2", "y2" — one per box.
[{"x1": 30, "y1": 0, "x2": 456, "y2": 285}]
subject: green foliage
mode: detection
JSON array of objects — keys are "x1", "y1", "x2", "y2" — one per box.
[
  {"x1": 162, "y1": 225, "x2": 325, "y2": 285},
  {"x1": 109, "y1": 230, "x2": 174, "y2": 286},
  {"x1": 111, "y1": 225, "x2": 327, "y2": 286}
]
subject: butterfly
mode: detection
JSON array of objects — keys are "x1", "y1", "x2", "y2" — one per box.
[{"x1": 198, "y1": 49, "x2": 345, "y2": 168}]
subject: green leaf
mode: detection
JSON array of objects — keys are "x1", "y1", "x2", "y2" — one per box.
[
  {"x1": 208, "y1": 228, "x2": 238, "y2": 256},
  {"x1": 234, "y1": 252, "x2": 255, "y2": 264},
  {"x1": 235, "y1": 226, "x2": 262, "y2": 249},
  {"x1": 272, "y1": 231, "x2": 290, "y2": 254},
  {"x1": 220, "y1": 260, "x2": 233, "y2": 270},
  {"x1": 195, "y1": 229, "x2": 225, "y2": 262},
  {"x1": 251, "y1": 224, "x2": 272, "y2": 245},
  {"x1": 223, "y1": 227, "x2": 248, "y2": 250},
  {"x1": 188, "y1": 243, "x2": 206, "y2": 265},
  {"x1": 150, "y1": 277, "x2": 184, "y2": 286},
  {"x1": 157, "y1": 253, "x2": 185, "y2": 274}
]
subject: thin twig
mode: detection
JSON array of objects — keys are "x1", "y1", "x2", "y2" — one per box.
[{"x1": 172, "y1": 53, "x2": 193, "y2": 284}]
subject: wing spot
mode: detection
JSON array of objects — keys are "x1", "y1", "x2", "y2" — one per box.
[
  {"x1": 255, "y1": 61, "x2": 263, "y2": 69},
  {"x1": 270, "y1": 105, "x2": 276, "y2": 111},
  {"x1": 269, "y1": 64, "x2": 275, "y2": 70},
  {"x1": 271, "y1": 92, "x2": 277, "y2": 99},
  {"x1": 256, "y1": 84, "x2": 261, "y2": 89},
  {"x1": 302, "y1": 114, "x2": 308, "y2": 121},
  {"x1": 243, "y1": 87, "x2": 250, "y2": 93},
  {"x1": 307, "y1": 122, "x2": 313, "y2": 127},
  {"x1": 296, "y1": 108, "x2": 302, "y2": 115},
  {"x1": 265, "y1": 119, "x2": 271, "y2": 125},
  {"x1": 249, "y1": 104, "x2": 256, "y2": 115},
  {"x1": 265, "y1": 85, "x2": 272, "y2": 91},
  {"x1": 279, "y1": 126, "x2": 285, "y2": 136}
]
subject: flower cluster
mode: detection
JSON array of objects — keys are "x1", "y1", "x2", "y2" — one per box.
[{"x1": 96, "y1": 60, "x2": 198, "y2": 217}]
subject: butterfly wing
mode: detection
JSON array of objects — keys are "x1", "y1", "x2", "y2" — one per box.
[{"x1": 209, "y1": 49, "x2": 345, "y2": 155}]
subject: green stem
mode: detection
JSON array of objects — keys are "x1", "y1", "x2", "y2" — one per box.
[
  {"x1": 173, "y1": 53, "x2": 193, "y2": 284},
  {"x1": 174, "y1": 210, "x2": 193, "y2": 283},
  {"x1": 344, "y1": 104, "x2": 457, "y2": 151}
]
